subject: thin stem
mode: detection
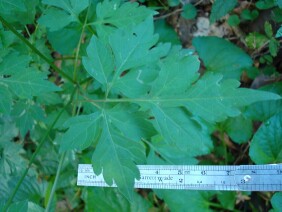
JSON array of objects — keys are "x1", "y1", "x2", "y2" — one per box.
[
  {"x1": 72, "y1": 85, "x2": 81, "y2": 112},
  {"x1": 2, "y1": 89, "x2": 76, "y2": 211},
  {"x1": 156, "y1": 0, "x2": 169, "y2": 10},
  {"x1": 46, "y1": 68, "x2": 81, "y2": 211},
  {"x1": 220, "y1": 131, "x2": 228, "y2": 165},
  {"x1": 154, "y1": 8, "x2": 182, "y2": 20},
  {"x1": 55, "y1": 56, "x2": 78, "y2": 61},
  {"x1": 73, "y1": 4, "x2": 91, "y2": 82},
  {"x1": 194, "y1": 0, "x2": 205, "y2": 6},
  {"x1": 24, "y1": 25, "x2": 31, "y2": 38},
  {"x1": 0, "y1": 16, "x2": 75, "y2": 84},
  {"x1": 80, "y1": 92, "x2": 102, "y2": 110},
  {"x1": 251, "y1": 40, "x2": 270, "y2": 58},
  {"x1": 234, "y1": 141, "x2": 250, "y2": 165},
  {"x1": 82, "y1": 96, "x2": 237, "y2": 104},
  {"x1": 45, "y1": 152, "x2": 66, "y2": 212},
  {"x1": 86, "y1": 25, "x2": 96, "y2": 35},
  {"x1": 207, "y1": 202, "x2": 225, "y2": 209}
]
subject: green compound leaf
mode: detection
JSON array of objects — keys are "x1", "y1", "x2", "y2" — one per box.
[
  {"x1": 61, "y1": 105, "x2": 152, "y2": 201},
  {"x1": 151, "y1": 106, "x2": 212, "y2": 157},
  {"x1": 12, "y1": 101, "x2": 45, "y2": 137},
  {"x1": 113, "y1": 46, "x2": 196, "y2": 98},
  {"x1": 0, "y1": 53, "x2": 60, "y2": 99},
  {"x1": 0, "y1": 69, "x2": 60, "y2": 99},
  {"x1": 83, "y1": 36, "x2": 114, "y2": 85},
  {"x1": 95, "y1": 0, "x2": 153, "y2": 28},
  {"x1": 249, "y1": 112, "x2": 282, "y2": 164},
  {"x1": 210, "y1": 0, "x2": 238, "y2": 23},
  {"x1": 108, "y1": 17, "x2": 170, "y2": 84},
  {"x1": 0, "y1": 0, "x2": 39, "y2": 26},
  {"x1": 60, "y1": 112, "x2": 102, "y2": 151},
  {"x1": 83, "y1": 17, "x2": 170, "y2": 93},
  {"x1": 0, "y1": 0, "x2": 38, "y2": 25},
  {"x1": 112, "y1": 64, "x2": 157, "y2": 98},
  {"x1": 179, "y1": 73, "x2": 280, "y2": 122},
  {"x1": 150, "y1": 47, "x2": 199, "y2": 96},
  {"x1": 193, "y1": 36, "x2": 253, "y2": 80},
  {"x1": 93, "y1": 0, "x2": 154, "y2": 43},
  {"x1": 0, "y1": 53, "x2": 31, "y2": 75},
  {"x1": 38, "y1": 0, "x2": 89, "y2": 31},
  {"x1": 0, "y1": 141, "x2": 27, "y2": 177},
  {"x1": 91, "y1": 108, "x2": 147, "y2": 201}
]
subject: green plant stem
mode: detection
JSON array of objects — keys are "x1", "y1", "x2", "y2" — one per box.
[
  {"x1": 207, "y1": 202, "x2": 229, "y2": 210},
  {"x1": 55, "y1": 56, "x2": 79, "y2": 61},
  {"x1": 44, "y1": 11, "x2": 93, "y2": 208},
  {"x1": 73, "y1": 4, "x2": 91, "y2": 81},
  {"x1": 45, "y1": 80, "x2": 80, "y2": 212},
  {"x1": 220, "y1": 131, "x2": 228, "y2": 165},
  {"x1": 2, "y1": 89, "x2": 76, "y2": 211},
  {"x1": 46, "y1": 44, "x2": 82, "y2": 208},
  {"x1": 45, "y1": 69, "x2": 81, "y2": 211},
  {"x1": 84, "y1": 97, "x2": 225, "y2": 103},
  {"x1": 45, "y1": 152, "x2": 66, "y2": 212},
  {"x1": 0, "y1": 15, "x2": 75, "y2": 84}
]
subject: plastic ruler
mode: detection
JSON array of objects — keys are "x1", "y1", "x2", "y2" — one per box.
[{"x1": 77, "y1": 164, "x2": 282, "y2": 191}]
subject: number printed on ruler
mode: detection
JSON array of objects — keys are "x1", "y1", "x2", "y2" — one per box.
[{"x1": 134, "y1": 165, "x2": 238, "y2": 190}]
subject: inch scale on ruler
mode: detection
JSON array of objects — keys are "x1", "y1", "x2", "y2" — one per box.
[{"x1": 77, "y1": 164, "x2": 282, "y2": 191}]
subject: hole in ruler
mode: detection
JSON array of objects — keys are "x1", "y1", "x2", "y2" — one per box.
[{"x1": 244, "y1": 175, "x2": 251, "y2": 182}]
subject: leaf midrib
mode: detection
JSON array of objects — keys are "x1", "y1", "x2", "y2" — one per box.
[
  {"x1": 88, "y1": 94, "x2": 279, "y2": 103},
  {"x1": 102, "y1": 111, "x2": 129, "y2": 194}
]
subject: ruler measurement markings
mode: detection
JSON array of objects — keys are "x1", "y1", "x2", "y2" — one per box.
[{"x1": 77, "y1": 164, "x2": 282, "y2": 191}]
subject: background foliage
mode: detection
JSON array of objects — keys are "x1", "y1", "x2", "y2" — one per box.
[{"x1": 0, "y1": 0, "x2": 282, "y2": 211}]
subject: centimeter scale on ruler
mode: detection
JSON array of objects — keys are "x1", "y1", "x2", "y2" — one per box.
[{"x1": 77, "y1": 164, "x2": 282, "y2": 191}]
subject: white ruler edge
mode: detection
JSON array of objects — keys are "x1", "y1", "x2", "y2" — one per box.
[{"x1": 77, "y1": 164, "x2": 282, "y2": 191}]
